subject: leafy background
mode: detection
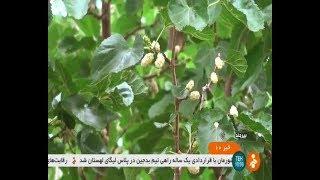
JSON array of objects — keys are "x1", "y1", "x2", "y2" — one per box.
[{"x1": 48, "y1": 0, "x2": 272, "y2": 179}]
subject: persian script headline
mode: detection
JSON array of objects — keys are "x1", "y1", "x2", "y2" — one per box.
[{"x1": 48, "y1": 154, "x2": 233, "y2": 167}]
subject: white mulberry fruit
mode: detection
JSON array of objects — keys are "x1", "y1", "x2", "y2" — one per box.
[
  {"x1": 190, "y1": 91, "x2": 200, "y2": 100},
  {"x1": 141, "y1": 53, "x2": 154, "y2": 67},
  {"x1": 155, "y1": 53, "x2": 165, "y2": 68}
]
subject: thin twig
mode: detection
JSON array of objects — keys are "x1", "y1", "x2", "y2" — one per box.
[
  {"x1": 143, "y1": 65, "x2": 170, "y2": 80},
  {"x1": 124, "y1": 26, "x2": 145, "y2": 40},
  {"x1": 143, "y1": 62, "x2": 183, "y2": 80},
  {"x1": 187, "y1": 137, "x2": 196, "y2": 154},
  {"x1": 124, "y1": 21, "x2": 158, "y2": 40}
]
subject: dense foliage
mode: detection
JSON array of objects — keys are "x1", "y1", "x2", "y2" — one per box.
[{"x1": 48, "y1": 0, "x2": 272, "y2": 179}]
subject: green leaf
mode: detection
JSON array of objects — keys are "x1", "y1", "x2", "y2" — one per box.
[
  {"x1": 54, "y1": 60, "x2": 77, "y2": 95},
  {"x1": 200, "y1": 168, "x2": 215, "y2": 179},
  {"x1": 184, "y1": 122, "x2": 192, "y2": 135},
  {"x1": 238, "y1": 113, "x2": 271, "y2": 143},
  {"x1": 256, "y1": 112, "x2": 272, "y2": 134},
  {"x1": 252, "y1": 155, "x2": 272, "y2": 179},
  {"x1": 62, "y1": 95, "x2": 118, "y2": 130},
  {"x1": 207, "y1": 0, "x2": 222, "y2": 24},
  {"x1": 91, "y1": 34, "x2": 144, "y2": 80},
  {"x1": 159, "y1": 9, "x2": 172, "y2": 27},
  {"x1": 63, "y1": 0, "x2": 90, "y2": 19},
  {"x1": 226, "y1": 49, "x2": 248, "y2": 77},
  {"x1": 265, "y1": 92, "x2": 272, "y2": 108},
  {"x1": 77, "y1": 128, "x2": 107, "y2": 153},
  {"x1": 153, "y1": 0, "x2": 169, "y2": 7},
  {"x1": 256, "y1": 0, "x2": 272, "y2": 9},
  {"x1": 114, "y1": 82, "x2": 134, "y2": 106},
  {"x1": 148, "y1": 94, "x2": 173, "y2": 119},
  {"x1": 232, "y1": 43, "x2": 264, "y2": 95},
  {"x1": 90, "y1": 70, "x2": 148, "y2": 96},
  {"x1": 142, "y1": 0, "x2": 158, "y2": 26},
  {"x1": 112, "y1": 15, "x2": 140, "y2": 35},
  {"x1": 124, "y1": 168, "x2": 143, "y2": 180},
  {"x1": 60, "y1": 168, "x2": 78, "y2": 180},
  {"x1": 59, "y1": 108, "x2": 76, "y2": 129},
  {"x1": 230, "y1": 0, "x2": 266, "y2": 32},
  {"x1": 123, "y1": 119, "x2": 166, "y2": 153},
  {"x1": 168, "y1": 0, "x2": 208, "y2": 31},
  {"x1": 221, "y1": 0, "x2": 247, "y2": 27},
  {"x1": 168, "y1": 0, "x2": 222, "y2": 31},
  {"x1": 122, "y1": 71, "x2": 149, "y2": 95},
  {"x1": 194, "y1": 45, "x2": 216, "y2": 79},
  {"x1": 240, "y1": 140, "x2": 264, "y2": 155},
  {"x1": 225, "y1": 169, "x2": 245, "y2": 180},
  {"x1": 73, "y1": 15, "x2": 101, "y2": 38},
  {"x1": 196, "y1": 109, "x2": 235, "y2": 153},
  {"x1": 126, "y1": 0, "x2": 143, "y2": 15},
  {"x1": 48, "y1": 167, "x2": 55, "y2": 180},
  {"x1": 137, "y1": 169, "x2": 152, "y2": 180},
  {"x1": 153, "y1": 168, "x2": 173, "y2": 180},
  {"x1": 172, "y1": 85, "x2": 189, "y2": 99},
  {"x1": 58, "y1": 36, "x2": 79, "y2": 53},
  {"x1": 228, "y1": 24, "x2": 248, "y2": 53},
  {"x1": 216, "y1": 2, "x2": 245, "y2": 39},
  {"x1": 263, "y1": 4, "x2": 272, "y2": 25},
  {"x1": 103, "y1": 167, "x2": 126, "y2": 179},
  {"x1": 183, "y1": 26, "x2": 214, "y2": 41},
  {"x1": 253, "y1": 91, "x2": 269, "y2": 111},
  {"x1": 48, "y1": 140, "x2": 65, "y2": 153},
  {"x1": 179, "y1": 99, "x2": 198, "y2": 118}
]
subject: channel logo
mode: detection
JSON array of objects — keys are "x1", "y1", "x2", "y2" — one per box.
[
  {"x1": 232, "y1": 151, "x2": 246, "y2": 171},
  {"x1": 246, "y1": 152, "x2": 261, "y2": 172},
  {"x1": 208, "y1": 141, "x2": 261, "y2": 172}
]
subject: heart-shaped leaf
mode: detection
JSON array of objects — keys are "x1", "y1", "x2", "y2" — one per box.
[
  {"x1": 62, "y1": 95, "x2": 118, "y2": 130},
  {"x1": 168, "y1": 0, "x2": 222, "y2": 31},
  {"x1": 226, "y1": 49, "x2": 248, "y2": 77},
  {"x1": 91, "y1": 34, "x2": 144, "y2": 80}
]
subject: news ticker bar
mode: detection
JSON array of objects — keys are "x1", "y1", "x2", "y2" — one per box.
[{"x1": 48, "y1": 154, "x2": 233, "y2": 167}]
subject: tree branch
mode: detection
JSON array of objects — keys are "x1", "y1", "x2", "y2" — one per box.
[
  {"x1": 101, "y1": 1, "x2": 111, "y2": 39},
  {"x1": 170, "y1": 28, "x2": 182, "y2": 180},
  {"x1": 224, "y1": 73, "x2": 234, "y2": 97}
]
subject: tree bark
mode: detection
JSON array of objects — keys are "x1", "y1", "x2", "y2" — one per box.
[
  {"x1": 101, "y1": 1, "x2": 111, "y2": 39},
  {"x1": 168, "y1": 27, "x2": 184, "y2": 50}
]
